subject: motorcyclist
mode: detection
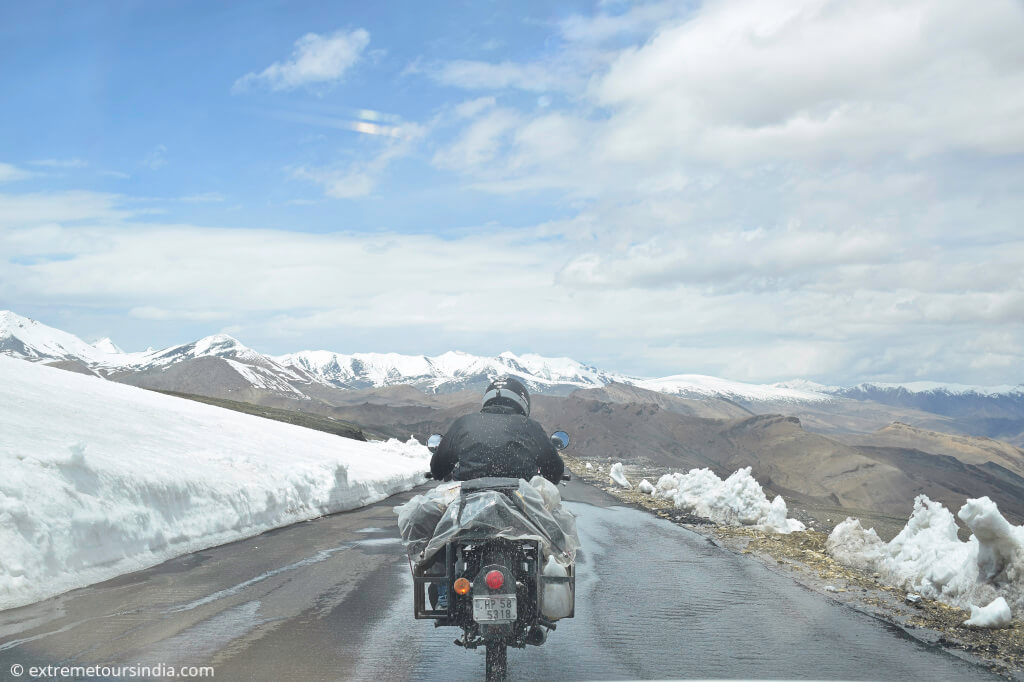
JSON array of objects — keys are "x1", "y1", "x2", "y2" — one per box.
[
  {"x1": 426, "y1": 375, "x2": 567, "y2": 611},
  {"x1": 430, "y1": 375, "x2": 565, "y2": 486}
]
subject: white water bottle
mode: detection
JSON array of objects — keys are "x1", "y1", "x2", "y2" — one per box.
[{"x1": 541, "y1": 555, "x2": 573, "y2": 620}]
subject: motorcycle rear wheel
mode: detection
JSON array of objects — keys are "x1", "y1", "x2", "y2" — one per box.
[{"x1": 485, "y1": 642, "x2": 507, "y2": 681}]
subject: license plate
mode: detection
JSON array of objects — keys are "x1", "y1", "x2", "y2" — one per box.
[{"x1": 473, "y1": 595, "x2": 516, "y2": 622}]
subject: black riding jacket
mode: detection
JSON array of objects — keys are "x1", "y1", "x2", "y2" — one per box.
[{"x1": 430, "y1": 405, "x2": 565, "y2": 485}]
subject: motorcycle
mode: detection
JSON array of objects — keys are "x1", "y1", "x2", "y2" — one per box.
[{"x1": 406, "y1": 431, "x2": 575, "y2": 681}]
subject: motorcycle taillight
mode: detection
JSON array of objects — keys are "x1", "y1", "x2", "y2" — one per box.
[{"x1": 485, "y1": 569, "x2": 505, "y2": 590}]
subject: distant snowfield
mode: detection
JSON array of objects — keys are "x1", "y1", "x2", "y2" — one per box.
[
  {"x1": 0, "y1": 356, "x2": 430, "y2": 612},
  {"x1": 848, "y1": 381, "x2": 1024, "y2": 396},
  {"x1": 635, "y1": 374, "x2": 834, "y2": 403}
]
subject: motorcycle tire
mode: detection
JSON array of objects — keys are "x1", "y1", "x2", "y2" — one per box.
[{"x1": 485, "y1": 642, "x2": 507, "y2": 681}]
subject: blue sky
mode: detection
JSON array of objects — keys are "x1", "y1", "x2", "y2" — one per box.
[
  {"x1": 0, "y1": 1, "x2": 584, "y2": 231},
  {"x1": 2, "y1": 0, "x2": 1023, "y2": 384}
]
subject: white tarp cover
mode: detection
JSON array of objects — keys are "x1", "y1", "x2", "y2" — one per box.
[{"x1": 395, "y1": 478, "x2": 580, "y2": 567}]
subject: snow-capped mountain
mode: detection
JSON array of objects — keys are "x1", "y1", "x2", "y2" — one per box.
[
  {"x1": 104, "y1": 334, "x2": 314, "y2": 397},
  {"x1": 0, "y1": 311, "x2": 119, "y2": 364},
  {"x1": 274, "y1": 349, "x2": 620, "y2": 394},
  {"x1": 1, "y1": 312, "x2": 311, "y2": 398},
  {"x1": 91, "y1": 337, "x2": 124, "y2": 354},
  {"x1": 1, "y1": 310, "x2": 1020, "y2": 412}
]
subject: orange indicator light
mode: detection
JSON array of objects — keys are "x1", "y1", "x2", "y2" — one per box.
[{"x1": 454, "y1": 577, "x2": 471, "y2": 595}]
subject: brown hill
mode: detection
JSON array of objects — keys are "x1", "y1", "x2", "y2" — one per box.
[
  {"x1": 836, "y1": 422, "x2": 1024, "y2": 476},
  {"x1": 530, "y1": 397, "x2": 1024, "y2": 521},
  {"x1": 319, "y1": 389, "x2": 1024, "y2": 524},
  {"x1": 572, "y1": 382, "x2": 754, "y2": 420}
]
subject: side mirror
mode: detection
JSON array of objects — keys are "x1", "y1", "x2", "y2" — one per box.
[
  {"x1": 426, "y1": 434, "x2": 442, "y2": 453},
  {"x1": 550, "y1": 430, "x2": 570, "y2": 450}
]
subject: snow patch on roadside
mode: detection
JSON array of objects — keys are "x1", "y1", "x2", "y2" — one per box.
[
  {"x1": 0, "y1": 356, "x2": 430, "y2": 612},
  {"x1": 609, "y1": 462, "x2": 631, "y2": 489},
  {"x1": 965, "y1": 597, "x2": 1013, "y2": 628},
  {"x1": 653, "y1": 467, "x2": 805, "y2": 534},
  {"x1": 826, "y1": 495, "x2": 1024, "y2": 626}
]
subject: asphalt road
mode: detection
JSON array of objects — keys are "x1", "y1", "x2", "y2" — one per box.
[{"x1": 0, "y1": 480, "x2": 1001, "y2": 681}]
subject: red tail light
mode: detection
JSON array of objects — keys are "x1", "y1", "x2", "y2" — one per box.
[{"x1": 485, "y1": 570, "x2": 505, "y2": 590}]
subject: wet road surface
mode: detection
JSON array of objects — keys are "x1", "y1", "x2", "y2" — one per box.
[{"x1": 0, "y1": 480, "x2": 1001, "y2": 681}]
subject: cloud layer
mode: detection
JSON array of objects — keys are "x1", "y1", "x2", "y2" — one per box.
[
  {"x1": 233, "y1": 28, "x2": 370, "y2": 92},
  {"x1": 4, "y1": 1, "x2": 1024, "y2": 384}
]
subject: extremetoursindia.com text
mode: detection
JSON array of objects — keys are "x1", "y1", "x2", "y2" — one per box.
[{"x1": 8, "y1": 663, "x2": 214, "y2": 678}]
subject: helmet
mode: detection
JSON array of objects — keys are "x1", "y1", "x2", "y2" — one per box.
[{"x1": 482, "y1": 375, "x2": 531, "y2": 416}]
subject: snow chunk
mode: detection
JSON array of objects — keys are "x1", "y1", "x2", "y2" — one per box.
[
  {"x1": 0, "y1": 356, "x2": 431, "y2": 611},
  {"x1": 653, "y1": 467, "x2": 804, "y2": 533},
  {"x1": 826, "y1": 494, "x2": 1024, "y2": 619},
  {"x1": 959, "y1": 497, "x2": 1022, "y2": 582},
  {"x1": 585, "y1": 462, "x2": 592, "y2": 470},
  {"x1": 826, "y1": 518, "x2": 885, "y2": 571},
  {"x1": 609, "y1": 462, "x2": 631, "y2": 489},
  {"x1": 965, "y1": 597, "x2": 1013, "y2": 628},
  {"x1": 638, "y1": 479, "x2": 655, "y2": 495}
]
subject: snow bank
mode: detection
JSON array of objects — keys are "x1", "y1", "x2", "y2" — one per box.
[
  {"x1": 653, "y1": 467, "x2": 805, "y2": 533},
  {"x1": 638, "y1": 479, "x2": 655, "y2": 495},
  {"x1": 0, "y1": 356, "x2": 430, "y2": 611},
  {"x1": 826, "y1": 495, "x2": 1024, "y2": 625},
  {"x1": 609, "y1": 462, "x2": 632, "y2": 489}
]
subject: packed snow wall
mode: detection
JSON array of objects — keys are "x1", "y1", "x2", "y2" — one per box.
[{"x1": 0, "y1": 356, "x2": 431, "y2": 611}]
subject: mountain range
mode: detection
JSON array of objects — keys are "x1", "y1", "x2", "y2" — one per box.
[
  {"x1": 3, "y1": 310, "x2": 1020, "y2": 408},
  {"x1": 4, "y1": 309, "x2": 1024, "y2": 533}
]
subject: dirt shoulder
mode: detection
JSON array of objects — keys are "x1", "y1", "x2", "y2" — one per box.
[{"x1": 562, "y1": 454, "x2": 1024, "y2": 680}]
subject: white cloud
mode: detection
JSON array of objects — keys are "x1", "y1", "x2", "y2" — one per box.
[
  {"x1": 453, "y1": 97, "x2": 497, "y2": 119},
  {"x1": 291, "y1": 167, "x2": 375, "y2": 199},
  {"x1": 559, "y1": 1, "x2": 690, "y2": 44},
  {"x1": 233, "y1": 28, "x2": 370, "y2": 92},
  {"x1": 143, "y1": 145, "x2": 167, "y2": 170},
  {"x1": 400, "y1": 0, "x2": 1024, "y2": 383},
  {"x1": 430, "y1": 0, "x2": 1024, "y2": 187},
  {"x1": 591, "y1": 0, "x2": 1024, "y2": 163},
  {"x1": 180, "y1": 192, "x2": 225, "y2": 204},
  {"x1": 430, "y1": 60, "x2": 577, "y2": 93},
  {"x1": 130, "y1": 307, "x2": 229, "y2": 321},
  {"x1": 291, "y1": 121, "x2": 426, "y2": 199},
  {"x1": 2, "y1": 201, "x2": 1021, "y2": 383},
  {"x1": 268, "y1": 110, "x2": 407, "y2": 137},
  {"x1": 5, "y1": 2, "x2": 1024, "y2": 385},
  {"x1": 30, "y1": 159, "x2": 87, "y2": 168},
  {"x1": 432, "y1": 108, "x2": 520, "y2": 169},
  {"x1": 0, "y1": 191, "x2": 131, "y2": 227},
  {"x1": 0, "y1": 163, "x2": 34, "y2": 183}
]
